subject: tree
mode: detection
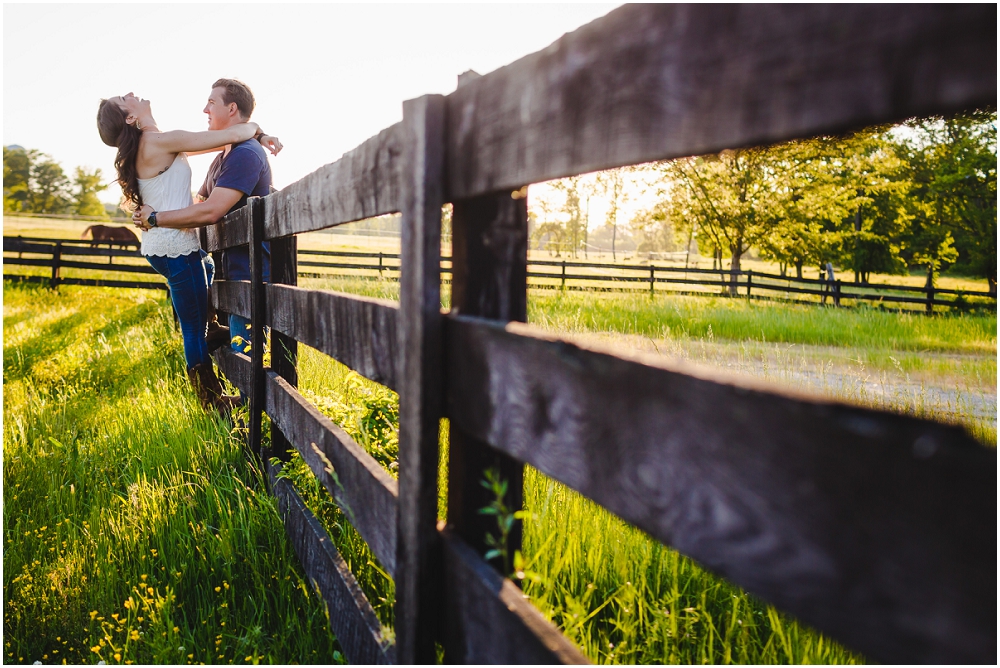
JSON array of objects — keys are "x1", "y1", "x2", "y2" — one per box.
[
  {"x1": 596, "y1": 169, "x2": 630, "y2": 261},
  {"x1": 901, "y1": 111, "x2": 997, "y2": 292},
  {"x1": 549, "y1": 176, "x2": 591, "y2": 258},
  {"x1": 661, "y1": 147, "x2": 785, "y2": 293},
  {"x1": 3, "y1": 146, "x2": 34, "y2": 212},
  {"x1": 73, "y1": 167, "x2": 110, "y2": 218}
]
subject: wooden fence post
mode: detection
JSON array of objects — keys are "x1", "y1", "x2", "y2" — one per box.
[
  {"x1": 561, "y1": 259, "x2": 567, "y2": 290},
  {"x1": 396, "y1": 93, "x2": 446, "y2": 665},
  {"x1": 50, "y1": 241, "x2": 62, "y2": 289},
  {"x1": 926, "y1": 281, "x2": 935, "y2": 314},
  {"x1": 747, "y1": 268, "x2": 753, "y2": 300},
  {"x1": 649, "y1": 265, "x2": 656, "y2": 296},
  {"x1": 247, "y1": 197, "x2": 267, "y2": 463},
  {"x1": 834, "y1": 279, "x2": 842, "y2": 307},
  {"x1": 268, "y1": 229, "x2": 298, "y2": 478},
  {"x1": 445, "y1": 188, "x2": 529, "y2": 662}
]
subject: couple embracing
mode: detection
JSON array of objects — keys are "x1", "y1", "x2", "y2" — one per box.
[{"x1": 97, "y1": 78, "x2": 281, "y2": 412}]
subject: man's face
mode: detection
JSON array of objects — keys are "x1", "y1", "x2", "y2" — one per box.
[{"x1": 204, "y1": 87, "x2": 236, "y2": 130}]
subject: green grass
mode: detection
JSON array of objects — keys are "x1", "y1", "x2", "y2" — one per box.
[
  {"x1": 5, "y1": 278, "x2": 994, "y2": 664},
  {"x1": 527, "y1": 291, "x2": 996, "y2": 354},
  {"x1": 3, "y1": 283, "x2": 344, "y2": 665}
]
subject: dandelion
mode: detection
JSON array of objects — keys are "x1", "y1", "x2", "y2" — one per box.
[{"x1": 114, "y1": 653, "x2": 121, "y2": 661}]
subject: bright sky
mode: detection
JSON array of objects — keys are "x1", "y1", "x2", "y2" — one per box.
[{"x1": 4, "y1": 3, "x2": 621, "y2": 208}]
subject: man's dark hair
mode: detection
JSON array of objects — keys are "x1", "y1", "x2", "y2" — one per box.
[{"x1": 212, "y1": 78, "x2": 255, "y2": 119}]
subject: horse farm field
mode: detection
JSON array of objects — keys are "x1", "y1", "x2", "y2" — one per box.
[{"x1": 4, "y1": 278, "x2": 995, "y2": 664}]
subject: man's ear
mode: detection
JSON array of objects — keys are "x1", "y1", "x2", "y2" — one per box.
[{"x1": 228, "y1": 103, "x2": 239, "y2": 119}]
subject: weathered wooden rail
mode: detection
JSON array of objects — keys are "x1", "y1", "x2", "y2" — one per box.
[{"x1": 24, "y1": 5, "x2": 1000, "y2": 664}]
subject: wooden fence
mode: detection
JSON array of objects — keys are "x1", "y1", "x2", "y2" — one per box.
[
  {"x1": 297, "y1": 248, "x2": 997, "y2": 312},
  {"x1": 11, "y1": 6, "x2": 998, "y2": 664},
  {"x1": 6, "y1": 237, "x2": 997, "y2": 314},
  {"x1": 2, "y1": 237, "x2": 166, "y2": 292}
]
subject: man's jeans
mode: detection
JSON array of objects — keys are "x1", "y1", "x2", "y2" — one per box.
[{"x1": 146, "y1": 251, "x2": 211, "y2": 370}]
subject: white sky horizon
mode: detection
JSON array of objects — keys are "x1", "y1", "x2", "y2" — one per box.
[{"x1": 4, "y1": 3, "x2": 628, "y2": 215}]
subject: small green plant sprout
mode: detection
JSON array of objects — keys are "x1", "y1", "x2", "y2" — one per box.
[{"x1": 479, "y1": 467, "x2": 531, "y2": 577}]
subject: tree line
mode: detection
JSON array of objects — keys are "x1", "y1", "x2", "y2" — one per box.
[
  {"x1": 531, "y1": 111, "x2": 996, "y2": 292},
  {"x1": 3, "y1": 146, "x2": 111, "y2": 219}
]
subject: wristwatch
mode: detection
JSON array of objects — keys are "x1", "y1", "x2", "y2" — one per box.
[{"x1": 148, "y1": 211, "x2": 158, "y2": 227}]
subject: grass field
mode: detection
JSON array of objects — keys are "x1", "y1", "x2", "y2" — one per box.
[{"x1": 4, "y1": 263, "x2": 995, "y2": 663}]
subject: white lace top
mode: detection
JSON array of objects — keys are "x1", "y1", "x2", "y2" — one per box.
[{"x1": 137, "y1": 153, "x2": 201, "y2": 258}]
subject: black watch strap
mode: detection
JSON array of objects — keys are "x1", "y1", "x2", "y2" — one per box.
[{"x1": 148, "y1": 211, "x2": 158, "y2": 227}]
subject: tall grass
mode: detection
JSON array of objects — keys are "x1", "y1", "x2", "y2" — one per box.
[
  {"x1": 287, "y1": 345, "x2": 863, "y2": 664},
  {"x1": 3, "y1": 283, "x2": 343, "y2": 664},
  {"x1": 5, "y1": 279, "x2": 992, "y2": 664}
]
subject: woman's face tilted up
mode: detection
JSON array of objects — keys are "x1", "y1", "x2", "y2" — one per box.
[{"x1": 108, "y1": 92, "x2": 151, "y2": 126}]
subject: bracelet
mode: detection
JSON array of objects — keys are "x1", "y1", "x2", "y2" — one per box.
[{"x1": 254, "y1": 129, "x2": 266, "y2": 141}]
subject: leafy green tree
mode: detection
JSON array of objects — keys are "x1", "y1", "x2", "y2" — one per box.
[
  {"x1": 3, "y1": 146, "x2": 34, "y2": 212},
  {"x1": 73, "y1": 167, "x2": 110, "y2": 218},
  {"x1": 901, "y1": 111, "x2": 997, "y2": 291},
  {"x1": 661, "y1": 147, "x2": 785, "y2": 292},
  {"x1": 29, "y1": 158, "x2": 72, "y2": 214},
  {"x1": 757, "y1": 139, "x2": 857, "y2": 278}
]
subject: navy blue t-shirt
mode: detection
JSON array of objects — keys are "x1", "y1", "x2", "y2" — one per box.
[{"x1": 201, "y1": 139, "x2": 272, "y2": 281}]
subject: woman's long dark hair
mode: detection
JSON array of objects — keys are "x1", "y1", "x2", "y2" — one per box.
[{"x1": 97, "y1": 99, "x2": 143, "y2": 212}]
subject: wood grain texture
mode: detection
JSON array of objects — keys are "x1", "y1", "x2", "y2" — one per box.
[
  {"x1": 395, "y1": 94, "x2": 446, "y2": 664},
  {"x1": 444, "y1": 315, "x2": 996, "y2": 664},
  {"x1": 442, "y1": 527, "x2": 589, "y2": 664},
  {"x1": 266, "y1": 371, "x2": 399, "y2": 577},
  {"x1": 212, "y1": 281, "x2": 252, "y2": 320},
  {"x1": 445, "y1": 4, "x2": 996, "y2": 198},
  {"x1": 264, "y1": 123, "x2": 404, "y2": 239},
  {"x1": 247, "y1": 198, "x2": 267, "y2": 460},
  {"x1": 212, "y1": 347, "x2": 252, "y2": 397},
  {"x1": 272, "y1": 474, "x2": 395, "y2": 664},
  {"x1": 202, "y1": 205, "x2": 251, "y2": 252},
  {"x1": 265, "y1": 284, "x2": 400, "y2": 392}
]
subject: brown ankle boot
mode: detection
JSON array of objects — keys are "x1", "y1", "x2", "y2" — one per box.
[
  {"x1": 206, "y1": 320, "x2": 231, "y2": 353},
  {"x1": 187, "y1": 362, "x2": 240, "y2": 413}
]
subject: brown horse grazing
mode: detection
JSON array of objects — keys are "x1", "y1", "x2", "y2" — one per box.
[{"x1": 81, "y1": 224, "x2": 139, "y2": 248}]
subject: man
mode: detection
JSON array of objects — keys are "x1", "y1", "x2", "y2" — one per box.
[{"x1": 134, "y1": 78, "x2": 281, "y2": 352}]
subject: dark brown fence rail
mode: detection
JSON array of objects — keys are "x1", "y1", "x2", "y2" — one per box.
[
  {"x1": 7, "y1": 238, "x2": 996, "y2": 313},
  {"x1": 6, "y1": 5, "x2": 996, "y2": 664}
]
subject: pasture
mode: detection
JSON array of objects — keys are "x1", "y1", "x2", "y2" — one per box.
[{"x1": 4, "y1": 276, "x2": 994, "y2": 663}]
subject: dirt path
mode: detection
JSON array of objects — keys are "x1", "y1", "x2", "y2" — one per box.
[{"x1": 551, "y1": 329, "x2": 997, "y2": 432}]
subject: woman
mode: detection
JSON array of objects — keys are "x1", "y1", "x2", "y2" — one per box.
[{"x1": 96, "y1": 92, "x2": 277, "y2": 412}]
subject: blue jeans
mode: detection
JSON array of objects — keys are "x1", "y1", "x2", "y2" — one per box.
[{"x1": 146, "y1": 251, "x2": 211, "y2": 370}]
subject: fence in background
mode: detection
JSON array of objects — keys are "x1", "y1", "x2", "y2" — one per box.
[
  {"x1": 6, "y1": 238, "x2": 996, "y2": 314},
  {"x1": 5, "y1": 6, "x2": 996, "y2": 664},
  {"x1": 2, "y1": 237, "x2": 165, "y2": 292}
]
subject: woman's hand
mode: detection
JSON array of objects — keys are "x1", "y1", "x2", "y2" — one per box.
[
  {"x1": 132, "y1": 205, "x2": 154, "y2": 231},
  {"x1": 258, "y1": 134, "x2": 283, "y2": 156}
]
